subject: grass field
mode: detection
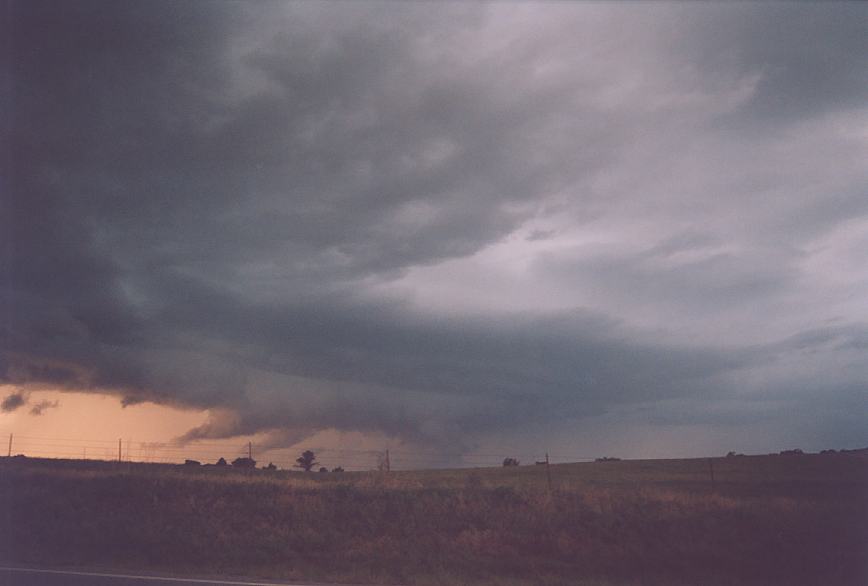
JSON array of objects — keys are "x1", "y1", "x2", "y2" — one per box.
[{"x1": 1, "y1": 451, "x2": 866, "y2": 585}]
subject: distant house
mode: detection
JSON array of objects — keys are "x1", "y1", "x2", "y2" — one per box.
[{"x1": 232, "y1": 457, "x2": 257, "y2": 469}]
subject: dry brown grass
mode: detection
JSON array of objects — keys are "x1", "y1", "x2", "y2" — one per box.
[{"x1": 0, "y1": 453, "x2": 866, "y2": 585}]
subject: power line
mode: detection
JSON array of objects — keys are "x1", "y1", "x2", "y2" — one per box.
[{"x1": 0, "y1": 432, "x2": 595, "y2": 470}]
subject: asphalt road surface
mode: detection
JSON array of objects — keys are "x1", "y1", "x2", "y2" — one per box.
[{"x1": 0, "y1": 567, "x2": 329, "y2": 586}]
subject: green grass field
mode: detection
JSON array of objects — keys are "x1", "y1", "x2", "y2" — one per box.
[{"x1": 1, "y1": 451, "x2": 866, "y2": 585}]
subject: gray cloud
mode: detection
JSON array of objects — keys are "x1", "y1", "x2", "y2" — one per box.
[
  {"x1": 533, "y1": 236, "x2": 798, "y2": 318},
  {"x1": 685, "y1": 3, "x2": 868, "y2": 125},
  {"x1": 1, "y1": 392, "x2": 27, "y2": 413},
  {"x1": 4, "y1": 1, "x2": 867, "y2": 455},
  {"x1": 29, "y1": 399, "x2": 60, "y2": 416}
]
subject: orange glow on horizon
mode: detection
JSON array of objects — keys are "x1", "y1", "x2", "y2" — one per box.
[
  {"x1": 0, "y1": 385, "x2": 207, "y2": 443},
  {"x1": 0, "y1": 386, "x2": 234, "y2": 462},
  {"x1": 0, "y1": 386, "x2": 389, "y2": 470}
]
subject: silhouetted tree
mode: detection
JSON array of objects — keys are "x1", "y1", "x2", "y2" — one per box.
[
  {"x1": 332, "y1": 466, "x2": 345, "y2": 473},
  {"x1": 264, "y1": 462, "x2": 278, "y2": 470},
  {"x1": 215, "y1": 457, "x2": 228, "y2": 467},
  {"x1": 502, "y1": 457, "x2": 520, "y2": 467},
  {"x1": 319, "y1": 466, "x2": 328, "y2": 473},
  {"x1": 295, "y1": 450, "x2": 319, "y2": 472}
]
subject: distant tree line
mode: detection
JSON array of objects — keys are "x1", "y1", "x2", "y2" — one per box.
[{"x1": 181, "y1": 450, "x2": 345, "y2": 473}]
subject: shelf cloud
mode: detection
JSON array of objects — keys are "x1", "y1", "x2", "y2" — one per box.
[{"x1": 4, "y1": 1, "x2": 867, "y2": 453}]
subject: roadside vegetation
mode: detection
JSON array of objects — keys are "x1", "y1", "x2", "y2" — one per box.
[{"x1": 1, "y1": 451, "x2": 866, "y2": 585}]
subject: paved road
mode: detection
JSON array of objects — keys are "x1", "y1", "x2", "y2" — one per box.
[{"x1": 0, "y1": 567, "x2": 326, "y2": 586}]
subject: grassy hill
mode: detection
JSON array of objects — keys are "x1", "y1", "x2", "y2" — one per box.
[{"x1": 1, "y1": 451, "x2": 866, "y2": 585}]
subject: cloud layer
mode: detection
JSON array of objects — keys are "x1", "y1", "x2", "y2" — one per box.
[{"x1": 4, "y1": 1, "x2": 867, "y2": 454}]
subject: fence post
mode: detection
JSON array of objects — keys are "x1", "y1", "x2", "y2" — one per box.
[
  {"x1": 545, "y1": 452, "x2": 553, "y2": 492},
  {"x1": 7, "y1": 433, "x2": 11, "y2": 457}
]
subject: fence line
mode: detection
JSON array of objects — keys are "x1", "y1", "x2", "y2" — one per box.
[{"x1": 0, "y1": 430, "x2": 598, "y2": 471}]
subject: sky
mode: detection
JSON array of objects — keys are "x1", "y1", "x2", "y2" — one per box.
[{"x1": 2, "y1": 1, "x2": 868, "y2": 465}]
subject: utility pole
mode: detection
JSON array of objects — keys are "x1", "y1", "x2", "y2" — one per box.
[
  {"x1": 7, "y1": 433, "x2": 11, "y2": 457},
  {"x1": 248, "y1": 441, "x2": 253, "y2": 461},
  {"x1": 118, "y1": 438, "x2": 122, "y2": 462},
  {"x1": 385, "y1": 448, "x2": 391, "y2": 472},
  {"x1": 545, "y1": 452, "x2": 553, "y2": 492}
]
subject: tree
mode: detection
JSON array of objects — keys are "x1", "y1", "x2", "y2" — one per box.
[
  {"x1": 295, "y1": 450, "x2": 319, "y2": 472},
  {"x1": 502, "y1": 457, "x2": 520, "y2": 467},
  {"x1": 215, "y1": 457, "x2": 228, "y2": 467}
]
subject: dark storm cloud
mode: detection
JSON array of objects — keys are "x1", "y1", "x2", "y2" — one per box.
[{"x1": 4, "y1": 1, "x2": 867, "y2": 452}]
